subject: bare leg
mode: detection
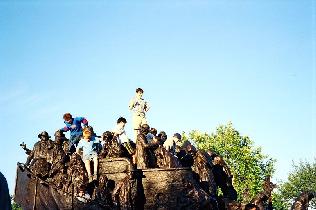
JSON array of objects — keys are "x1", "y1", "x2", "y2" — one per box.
[
  {"x1": 93, "y1": 157, "x2": 98, "y2": 180},
  {"x1": 93, "y1": 157, "x2": 98, "y2": 175},
  {"x1": 84, "y1": 160, "x2": 91, "y2": 177},
  {"x1": 132, "y1": 115, "x2": 142, "y2": 140},
  {"x1": 141, "y1": 117, "x2": 147, "y2": 126}
]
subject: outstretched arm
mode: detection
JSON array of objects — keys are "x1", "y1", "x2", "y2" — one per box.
[
  {"x1": 60, "y1": 126, "x2": 69, "y2": 132},
  {"x1": 128, "y1": 98, "x2": 135, "y2": 110},
  {"x1": 20, "y1": 142, "x2": 32, "y2": 155},
  {"x1": 76, "y1": 117, "x2": 88, "y2": 126}
]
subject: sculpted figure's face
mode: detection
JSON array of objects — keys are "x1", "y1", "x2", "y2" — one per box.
[
  {"x1": 55, "y1": 137, "x2": 62, "y2": 145},
  {"x1": 213, "y1": 156, "x2": 221, "y2": 165},
  {"x1": 41, "y1": 135, "x2": 48, "y2": 141},
  {"x1": 102, "y1": 132, "x2": 113, "y2": 142},
  {"x1": 173, "y1": 136, "x2": 181, "y2": 144}
]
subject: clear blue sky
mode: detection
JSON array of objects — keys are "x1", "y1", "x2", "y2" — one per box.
[{"x1": 0, "y1": 0, "x2": 315, "y2": 194}]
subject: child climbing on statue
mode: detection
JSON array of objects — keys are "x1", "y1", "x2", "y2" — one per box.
[
  {"x1": 76, "y1": 127, "x2": 99, "y2": 182},
  {"x1": 60, "y1": 113, "x2": 89, "y2": 153}
]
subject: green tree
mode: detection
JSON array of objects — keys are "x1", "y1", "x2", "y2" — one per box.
[
  {"x1": 11, "y1": 196, "x2": 22, "y2": 210},
  {"x1": 183, "y1": 122, "x2": 275, "y2": 203},
  {"x1": 273, "y1": 159, "x2": 316, "y2": 209},
  {"x1": 11, "y1": 202, "x2": 22, "y2": 210}
]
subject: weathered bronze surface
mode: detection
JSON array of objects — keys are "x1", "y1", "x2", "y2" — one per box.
[
  {"x1": 22, "y1": 130, "x2": 315, "y2": 210},
  {"x1": 16, "y1": 157, "x2": 217, "y2": 210},
  {"x1": 291, "y1": 191, "x2": 315, "y2": 210}
]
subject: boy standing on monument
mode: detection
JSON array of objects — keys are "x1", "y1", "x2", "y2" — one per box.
[{"x1": 128, "y1": 88, "x2": 150, "y2": 140}]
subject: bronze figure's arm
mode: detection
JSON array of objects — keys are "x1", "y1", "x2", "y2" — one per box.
[{"x1": 20, "y1": 142, "x2": 32, "y2": 155}]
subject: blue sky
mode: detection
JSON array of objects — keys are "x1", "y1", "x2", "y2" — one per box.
[{"x1": 0, "y1": 1, "x2": 315, "y2": 194}]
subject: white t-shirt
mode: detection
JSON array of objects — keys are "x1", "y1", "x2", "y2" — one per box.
[
  {"x1": 163, "y1": 138, "x2": 174, "y2": 151},
  {"x1": 163, "y1": 137, "x2": 181, "y2": 151},
  {"x1": 129, "y1": 96, "x2": 149, "y2": 117},
  {"x1": 113, "y1": 125, "x2": 129, "y2": 144}
]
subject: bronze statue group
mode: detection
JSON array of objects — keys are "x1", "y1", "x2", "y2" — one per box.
[{"x1": 18, "y1": 88, "x2": 315, "y2": 210}]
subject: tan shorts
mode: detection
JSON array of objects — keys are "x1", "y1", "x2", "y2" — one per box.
[
  {"x1": 83, "y1": 152, "x2": 98, "y2": 162},
  {"x1": 132, "y1": 114, "x2": 147, "y2": 130}
]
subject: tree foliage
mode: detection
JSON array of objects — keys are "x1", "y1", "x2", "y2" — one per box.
[
  {"x1": 11, "y1": 202, "x2": 22, "y2": 210},
  {"x1": 273, "y1": 159, "x2": 316, "y2": 209},
  {"x1": 11, "y1": 196, "x2": 22, "y2": 210},
  {"x1": 182, "y1": 122, "x2": 275, "y2": 203}
]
